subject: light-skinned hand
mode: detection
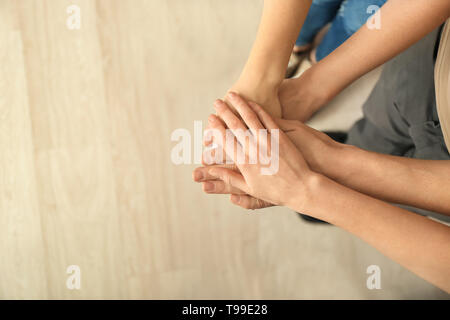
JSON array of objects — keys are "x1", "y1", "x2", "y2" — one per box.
[{"x1": 196, "y1": 92, "x2": 321, "y2": 211}]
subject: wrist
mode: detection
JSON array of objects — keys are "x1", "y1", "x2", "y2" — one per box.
[
  {"x1": 286, "y1": 172, "x2": 329, "y2": 216},
  {"x1": 315, "y1": 142, "x2": 360, "y2": 184},
  {"x1": 230, "y1": 77, "x2": 282, "y2": 118},
  {"x1": 239, "y1": 55, "x2": 286, "y2": 90},
  {"x1": 279, "y1": 69, "x2": 330, "y2": 121},
  {"x1": 236, "y1": 71, "x2": 282, "y2": 94}
]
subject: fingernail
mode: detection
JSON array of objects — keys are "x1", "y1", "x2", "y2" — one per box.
[
  {"x1": 214, "y1": 100, "x2": 224, "y2": 111},
  {"x1": 194, "y1": 170, "x2": 204, "y2": 181},
  {"x1": 203, "y1": 182, "x2": 214, "y2": 192},
  {"x1": 228, "y1": 92, "x2": 237, "y2": 99},
  {"x1": 208, "y1": 114, "x2": 215, "y2": 124},
  {"x1": 231, "y1": 195, "x2": 240, "y2": 204}
]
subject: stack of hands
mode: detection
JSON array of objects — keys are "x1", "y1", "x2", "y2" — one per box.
[
  {"x1": 190, "y1": 0, "x2": 450, "y2": 291},
  {"x1": 192, "y1": 84, "x2": 343, "y2": 217}
]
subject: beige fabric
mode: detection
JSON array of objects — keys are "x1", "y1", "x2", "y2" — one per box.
[{"x1": 435, "y1": 19, "x2": 450, "y2": 150}]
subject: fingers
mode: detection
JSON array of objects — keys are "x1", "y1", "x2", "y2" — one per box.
[
  {"x1": 203, "y1": 115, "x2": 228, "y2": 147},
  {"x1": 202, "y1": 141, "x2": 227, "y2": 166},
  {"x1": 230, "y1": 195, "x2": 273, "y2": 210},
  {"x1": 226, "y1": 92, "x2": 264, "y2": 134},
  {"x1": 208, "y1": 113, "x2": 247, "y2": 167},
  {"x1": 194, "y1": 165, "x2": 245, "y2": 195},
  {"x1": 192, "y1": 164, "x2": 238, "y2": 182},
  {"x1": 202, "y1": 181, "x2": 246, "y2": 195},
  {"x1": 213, "y1": 100, "x2": 257, "y2": 165},
  {"x1": 207, "y1": 167, "x2": 250, "y2": 194},
  {"x1": 214, "y1": 99, "x2": 250, "y2": 148},
  {"x1": 203, "y1": 128, "x2": 213, "y2": 147},
  {"x1": 247, "y1": 101, "x2": 279, "y2": 131}
]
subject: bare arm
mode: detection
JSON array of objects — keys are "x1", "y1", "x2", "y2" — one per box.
[
  {"x1": 275, "y1": 120, "x2": 450, "y2": 216},
  {"x1": 302, "y1": 174, "x2": 450, "y2": 293},
  {"x1": 326, "y1": 146, "x2": 450, "y2": 216},
  {"x1": 203, "y1": 93, "x2": 450, "y2": 293},
  {"x1": 197, "y1": 118, "x2": 450, "y2": 216},
  {"x1": 228, "y1": 0, "x2": 312, "y2": 118},
  {"x1": 281, "y1": 0, "x2": 450, "y2": 121}
]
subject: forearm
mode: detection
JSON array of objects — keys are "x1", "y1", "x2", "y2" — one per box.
[
  {"x1": 204, "y1": 94, "x2": 450, "y2": 291},
  {"x1": 233, "y1": 0, "x2": 312, "y2": 117},
  {"x1": 318, "y1": 144, "x2": 450, "y2": 215},
  {"x1": 310, "y1": 0, "x2": 450, "y2": 106},
  {"x1": 294, "y1": 175, "x2": 450, "y2": 292},
  {"x1": 240, "y1": 0, "x2": 311, "y2": 86}
]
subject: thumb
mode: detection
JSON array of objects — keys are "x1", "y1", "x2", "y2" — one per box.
[{"x1": 208, "y1": 167, "x2": 249, "y2": 194}]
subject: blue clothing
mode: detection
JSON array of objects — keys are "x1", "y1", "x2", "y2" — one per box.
[{"x1": 296, "y1": 0, "x2": 387, "y2": 61}]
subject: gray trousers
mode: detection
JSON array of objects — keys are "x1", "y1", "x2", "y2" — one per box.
[
  {"x1": 347, "y1": 28, "x2": 450, "y2": 160},
  {"x1": 346, "y1": 27, "x2": 450, "y2": 221}
]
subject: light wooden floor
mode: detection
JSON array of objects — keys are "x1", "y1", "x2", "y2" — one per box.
[{"x1": 0, "y1": 0, "x2": 448, "y2": 299}]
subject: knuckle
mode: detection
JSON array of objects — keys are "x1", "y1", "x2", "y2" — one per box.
[
  {"x1": 256, "y1": 105, "x2": 266, "y2": 116},
  {"x1": 223, "y1": 174, "x2": 231, "y2": 186},
  {"x1": 246, "y1": 113, "x2": 258, "y2": 124},
  {"x1": 215, "y1": 182, "x2": 224, "y2": 192},
  {"x1": 254, "y1": 107, "x2": 263, "y2": 117},
  {"x1": 251, "y1": 101, "x2": 262, "y2": 111},
  {"x1": 229, "y1": 117, "x2": 240, "y2": 128},
  {"x1": 237, "y1": 101, "x2": 247, "y2": 110}
]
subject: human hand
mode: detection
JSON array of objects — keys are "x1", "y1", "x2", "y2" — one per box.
[
  {"x1": 202, "y1": 78, "x2": 282, "y2": 149},
  {"x1": 193, "y1": 163, "x2": 274, "y2": 210},
  {"x1": 194, "y1": 115, "x2": 341, "y2": 209},
  {"x1": 199, "y1": 92, "x2": 321, "y2": 211},
  {"x1": 271, "y1": 118, "x2": 342, "y2": 173},
  {"x1": 226, "y1": 79, "x2": 282, "y2": 119},
  {"x1": 278, "y1": 68, "x2": 331, "y2": 122}
]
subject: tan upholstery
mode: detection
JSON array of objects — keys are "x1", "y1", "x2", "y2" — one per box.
[{"x1": 436, "y1": 20, "x2": 450, "y2": 150}]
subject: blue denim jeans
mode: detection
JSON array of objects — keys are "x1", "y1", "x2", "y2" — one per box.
[{"x1": 296, "y1": 0, "x2": 387, "y2": 61}]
